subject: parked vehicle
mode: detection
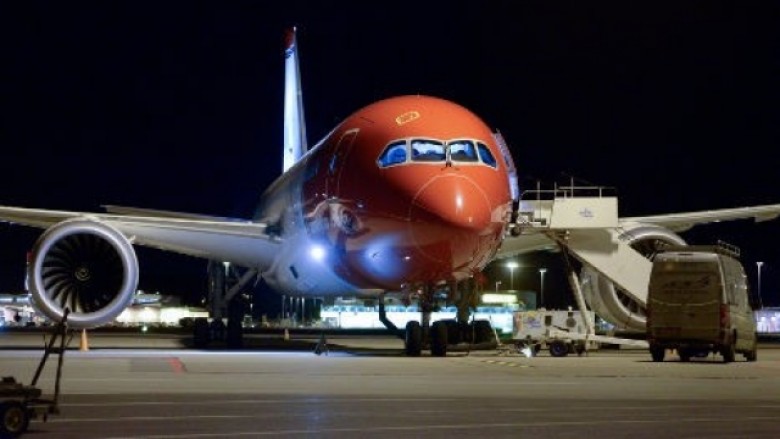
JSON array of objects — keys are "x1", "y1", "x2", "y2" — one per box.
[{"x1": 647, "y1": 244, "x2": 757, "y2": 363}]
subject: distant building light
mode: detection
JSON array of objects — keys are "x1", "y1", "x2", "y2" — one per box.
[{"x1": 482, "y1": 293, "x2": 517, "y2": 304}]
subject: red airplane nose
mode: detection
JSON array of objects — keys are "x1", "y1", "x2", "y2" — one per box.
[
  {"x1": 409, "y1": 174, "x2": 492, "y2": 231},
  {"x1": 406, "y1": 174, "x2": 494, "y2": 271}
]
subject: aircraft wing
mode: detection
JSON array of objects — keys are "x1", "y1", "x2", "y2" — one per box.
[
  {"x1": 0, "y1": 205, "x2": 280, "y2": 268},
  {"x1": 620, "y1": 204, "x2": 780, "y2": 232}
]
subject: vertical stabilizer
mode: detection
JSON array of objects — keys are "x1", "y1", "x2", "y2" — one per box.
[{"x1": 283, "y1": 27, "x2": 308, "y2": 173}]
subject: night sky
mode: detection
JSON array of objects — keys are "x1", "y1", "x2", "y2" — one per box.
[{"x1": 1, "y1": 2, "x2": 778, "y2": 312}]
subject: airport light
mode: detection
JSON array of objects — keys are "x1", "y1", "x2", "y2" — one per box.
[
  {"x1": 506, "y1": 261, "x2": 519, "y2": 290},
  {"x1": 538, "y1": 268, "x2": 547, "y2": 309},
  {"x1": 757, "y1": 261, "x2": 764, "y2": 309}
]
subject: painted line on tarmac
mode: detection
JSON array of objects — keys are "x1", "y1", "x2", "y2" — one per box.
[
  {"x1": 0, "y1": 349, "x2": 352, "y2": 358},
  {"x1": 480, "y1": 359, "x2": 530, "y2": 368},
  {"x1": 101, "y1": 415, "x2": 780, "y2": 438},
  {"x1": 60, "y1": 397, "x2": 460, "y2": 408}
]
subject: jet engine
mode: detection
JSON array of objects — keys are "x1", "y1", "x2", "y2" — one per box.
[
  {"x1": 580, "y1": 224, "x2": 686, "y2": 332},
  {"x1": 27, "y1": 219, "x2": 139, "y2": 329}
]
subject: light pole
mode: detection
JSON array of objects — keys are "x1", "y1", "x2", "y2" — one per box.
[
  {"x1": 506, "y1": 261, "x2": 519, "y2": 290},
  {"x1": 757, "y1": 261, "x2": 764, "y2": 309},
  {"x1": 538, "y1": 268, "x2": 547, "y2": 309}
]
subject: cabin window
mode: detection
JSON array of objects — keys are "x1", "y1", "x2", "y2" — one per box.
[
  {"x1": 477, "y1": 142, "x2": 497, "y2": 168},
  {"x1": 448, "y1": 140, "x2": 479, "y2": 162},
  {"x1": 377, "y1": 140, "x2": 408, "y2": 167}
]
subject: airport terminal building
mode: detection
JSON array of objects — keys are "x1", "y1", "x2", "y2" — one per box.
[{"x1": 3, "y1": 291, "x2": 780, "y2": 337}]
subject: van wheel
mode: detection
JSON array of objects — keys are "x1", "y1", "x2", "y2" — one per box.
[
  {"x1": 650, "y1": 345, "x2": 665, "y2": 362},
  {"x1": 744, "y1": 336, "x2": 758, "y2": 362},
  {"x1": 722, "y1": 341, "x2": 736, "y2": 363},
  {"x1": 678, "y1": 348, "x2": 691, "y2": 362}
]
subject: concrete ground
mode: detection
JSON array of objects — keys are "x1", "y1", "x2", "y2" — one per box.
[{"x1": 1, "y1": 330, "x2": 779, "y2": 438}]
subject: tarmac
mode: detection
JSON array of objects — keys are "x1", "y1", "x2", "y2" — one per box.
[{"x1": 1, "y1": 328, "x2": 780, "y2": 438}]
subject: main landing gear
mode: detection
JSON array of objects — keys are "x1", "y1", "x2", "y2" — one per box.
[{"x1": 193, "y1": 261, "x2": 257, "y2": 349}]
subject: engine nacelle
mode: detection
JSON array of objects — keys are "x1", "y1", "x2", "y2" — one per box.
[
  {"x1": 28, "y1": 219, "x2": 139, "y2": 329},
  {"x1": 580, "y1": 223, "x2": 686, "y2": 332}
]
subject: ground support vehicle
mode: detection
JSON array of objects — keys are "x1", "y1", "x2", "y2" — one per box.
[
  {"x1": 512, "y1": 309, "x2": 648, "y2": 357},
  {"x1": 0, "y1": 311, "x2": 69, "y2": 437}
]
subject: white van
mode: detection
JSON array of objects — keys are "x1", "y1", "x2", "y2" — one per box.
[{"x1": 646, "y1": 244, "x2": 757, "y2": 363}]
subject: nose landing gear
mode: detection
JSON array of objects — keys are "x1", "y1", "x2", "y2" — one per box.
[{"x1": 394, "y1": 280, "x2": 497, "y2": 357}]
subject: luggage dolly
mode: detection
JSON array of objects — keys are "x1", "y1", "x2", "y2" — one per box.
[{"x1": 1, "y1": 309, "x2": 71, "y2": 438}]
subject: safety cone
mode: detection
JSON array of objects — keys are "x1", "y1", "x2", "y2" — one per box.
[
  {"x1": 283, "y1": 328, "x2": 290, "y2": 341},
  {"x1": 79, "y1": 329, "x2": 89, "y2": 351}
]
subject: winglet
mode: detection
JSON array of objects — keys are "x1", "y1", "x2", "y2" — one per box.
[{"x1": 282, "y1": 26, "x2": 308, "y2": 173}]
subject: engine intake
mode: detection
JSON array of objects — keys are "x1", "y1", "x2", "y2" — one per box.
[
  {"x1": 581, "y1": 224, "x2": 686, "y2": 332},
  {"x1": 28, "y1": 219, "x2": 139, "y2": 329}
]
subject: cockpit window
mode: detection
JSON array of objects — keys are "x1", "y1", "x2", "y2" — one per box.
[
  {"x1": 377, "y1": 138, "x2": 498, "y2": 169},
  {"x1": 448, "y1": 140, "x2": 479, "y2": 162},
  {"x1": 411, "y1": 139, "x2": 446, "y2": 162},
  {"x1": 377, "y1": 140, "x2": 408, "y2": 167},
  {"x1": 477, "y1": 142, "x2": 497, "y2": 168}
]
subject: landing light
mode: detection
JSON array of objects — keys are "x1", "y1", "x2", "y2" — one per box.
[{"x1": 310, "y1": 245, "x2": 326, "y2": 262}]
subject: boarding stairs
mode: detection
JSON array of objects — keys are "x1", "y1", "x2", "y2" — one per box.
[
  {"x1": 508, "y1": 184, "x2": 655, "y2": 344},
  {"x1": 512, "y1": 184, "x2": 651, "y2": 307}
]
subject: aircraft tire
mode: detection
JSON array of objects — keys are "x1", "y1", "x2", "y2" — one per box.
[
  {"x1": 430, "y1": 321, "x2": 448, "y2": 357},
  {"x1": 405, "y1": 321, "x2": 422, "y2": 357},
  {"x1": 472, "y1": 320, "x2": 493, "y2": 344},
  {"x1": 226, "y1": 319, "x2": 244, "y2": 348},
  {"x1": 193, "y1": 317, "x2": 211, "y2": 348}
]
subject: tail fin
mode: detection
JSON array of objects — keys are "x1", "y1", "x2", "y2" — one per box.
[{"x1": 282, "y1": 27, "x2": 308, "y2": 173}]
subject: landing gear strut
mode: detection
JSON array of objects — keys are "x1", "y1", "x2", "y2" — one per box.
[{"x1": 193, "y1": 261, "x2": 257, "y2": 348}]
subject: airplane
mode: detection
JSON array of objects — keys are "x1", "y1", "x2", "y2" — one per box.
[{"x1": 1, "y1": 27, "x2": 779, "y2": 356}]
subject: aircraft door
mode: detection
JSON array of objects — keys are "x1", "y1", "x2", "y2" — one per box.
[{"x1": 493, "y1": 131, "x2": 519, "y2": 201}]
